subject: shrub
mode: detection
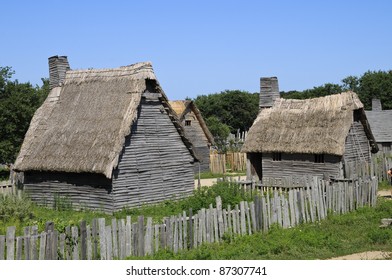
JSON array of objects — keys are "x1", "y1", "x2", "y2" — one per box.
[{"x1": 0, "y1": 194, "x2": 34, "y2": 222}]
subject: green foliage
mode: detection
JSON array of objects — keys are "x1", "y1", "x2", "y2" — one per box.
[
  {"x1": 0, "y1": 66, "x2": 49, "y2": 163},
  {"x1": 117, "y1": 182, "x2": 253, "y2": 222},
  {"x1": 0, "y1": 194, "x2": 34, "y2": 222},
  {"x1": 205, "y1": 116, "x2": 230, "y2": 152},
  {"x1": 194, "y1": 90, "x2": 259, "y2": 134},
  {"x1": 281, "y1": 70, "x2": 392, "y2": 110}
]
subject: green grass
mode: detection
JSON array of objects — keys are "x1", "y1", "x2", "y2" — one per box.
[
  {"x1": 127, "y1": 198, "x2": 392, "y2": 260},
  {"x1": 379, "y1": 180, "x2": 392, "y2": 191}
]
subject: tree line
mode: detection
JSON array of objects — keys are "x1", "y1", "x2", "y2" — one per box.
[{"x1": 0, "y1": 66, "x2": 391, "y2": 164}]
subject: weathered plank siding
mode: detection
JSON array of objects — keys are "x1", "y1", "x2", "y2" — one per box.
[
  {"x1": 261, "y1": 153, "x2": 341, "y2": 180},
  {"x1": 23, "y1": 172, "x2": 114, "y2": 211},
  {"x1": 182, "y1": 110, "x2": 210, "y2": 172},
  {"x1": 112, "y1": 94, "x2": 195, "y2": 210},
  {"x1": 343, "y1": 120, "x2": 371, "y2": 166}
]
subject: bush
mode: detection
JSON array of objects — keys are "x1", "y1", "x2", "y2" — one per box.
[{"x1": 0, "y1": 194, "x2": 34, "y2": 222}]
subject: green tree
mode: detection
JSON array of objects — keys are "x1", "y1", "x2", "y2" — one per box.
[
  {"x1": 0, "y1": 67, "x2": 49, "y2": 163},
  {"x1": 356, "y1": 70, "x2": 392, "y2": 110},
  {"x1": 205, "y1": 116, "x2": 230, "y2": 152},
  {"x1": 194, "y1": 90, "x2": 259, "y2": 133}
]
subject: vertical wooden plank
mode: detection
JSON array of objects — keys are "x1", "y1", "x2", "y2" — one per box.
[
  {"x1": 240, "y1": 202, "x2": 246, "y2": 236},
  {"x1": 0, "y1": 236, "x2": 4, "y2": 260},
  {"x1": 16, "y1": 237, "x2": 22, "y2": 260},
  {"x1": 248, "y1": 202, "x2": 256, "y2": 234},
  {"x1": 288, "y1": 190, "x2": 295, "y2": 227},
  {"x1": 205, "y1": 208, "x2": 211, "y2": 243},
  {"x1": 71, "y1": 226, "x2": 79, "y2": 260},
  {"x1": 245, "y1": 201, "x2": 252, "y2": 235},
  {"x1": 188, "y1": 209, "x2": 193, "y2": 249},
  {"x1": 275, "y1": 191, "x2": 282, "y2": 226},
  {"x1": 165, "y1": 217, "x2": 172, "y2": 250},
  {"x1": 213, "y1": 208, "x2": 219, "y2": 241},
  {"x1": 223, "y1": 209, "x2": 228, "y2": 234},
  {"x1": 182, "y1": 211, "x2": 187, "y2": 250},
  {"x1": 216, "y1": 196, "x2": 224, "y2": 239},
  {"x1": 91, "y1": 219, "x2": 98, "y2": 260},
  {"x1": 80, "y1": 221, "x2": 87, "y2": 260},
  {"x1": 173, "y1": 216, "x2": 179, "y2": 253},
  {"x1": 105, "y1": 226, "x2": 112, "y2": 260},
  {"x1": 6, "y1": 226, "x2": 15, "y2": 260},
  {"x1": 111, "y1": 219, "x2": 118, "y2": 259},
  {"x1": 45, "y1": 230, "x2": 52, "y2": 260},
  {"x1": 30, "y1": 234, "x2": 38, "y2": 260},
  {"x1": 145, "y1": 217, "x2": 153, "y2": 255},
  {"x1": 154, "y1": 224, "x2": 160, "y2": 253},
  {"x1": 178, "y1": 214, "x2": 183, "y2": 251},
  {"x1": 39, "y1": 232, "x2": 47, "y2": 260},
  {"x1": 138, "y1": 216, "x2": 145, "y2": 257},
  {"x1": 193, "y1": 214, "x2": 198, "y2": 248},
  {"x1": 261, "y1": 196, "x2": 268, "y2": 231},
  {"x1": 86, "y1": 226, "x2": 92, "y2": 260},
  {"x1": 131, "y1": 223, "x2": 138, "y2": 256},
  {"x1": 23, "y1": 227, "x2": 31, "y2": 260},
  {"x1": 98, "y1": 218, "x2": 106, "y2": 260},
  {"x1": 118, "y1": 219, "x2": 125, "y2": 259},
  {"x1": 232, "y1": 205, "x2": 237, "y2": 235},
  {"x1": 52, "y1": 231, "x2": 58, "y2": 260},
  {"x1": 125, "y1": 216, "x2": 132, "y2": 257},
  {"x1": 227, "y1": 204, "x2": 232, "y2": 235}
]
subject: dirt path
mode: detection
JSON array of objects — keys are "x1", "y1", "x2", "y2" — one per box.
[{"x1": 328, "y1": 251, "x2": 392, "y2": 260}]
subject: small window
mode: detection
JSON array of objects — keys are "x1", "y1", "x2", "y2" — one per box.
[
  {"x1": 185, "y1": 120, "x2": 191, "y2": 126},
  {"x1": 272, "y1": 152, "x2": 282, "y2": 161},
  {"x1": 314, "y1": 154, "x2": 325, "y2": 163}
]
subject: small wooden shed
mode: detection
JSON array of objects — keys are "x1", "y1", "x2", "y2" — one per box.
[
  {"x1": 241, "y1": 91, "x2": 378, "y2": 181},
  {"x1": 168, "y1": 100, "x2": 214, "y2": 172},
  {"x1": 365, "y1": 99, "x2": 392, "y2": 153},
  {"x1": 14, "y1": 56, "x2": 197, "y2": 212}
]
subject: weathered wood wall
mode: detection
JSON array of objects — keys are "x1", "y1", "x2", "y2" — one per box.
[
  {"x1": 343, "y1": 120, "x2": 371, "y2": 178},
  {"x1": 182, "y1": 110, "x2": 210, "y2": 172},
  {"x1": 23, "y1": 172, "x2": 114, "y2": 212},
  {"x1": 112, "y1": 94, "x2": 195, "y2": 210},
  {"x1": 260, "y1": 153, "x2": 341, "y2": 180}
]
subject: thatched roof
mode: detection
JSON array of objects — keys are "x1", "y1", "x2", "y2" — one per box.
[
  {"x1": 168, "y1": 100, "x2": 215, "y2": 145},
  {"x1": 14, "y1": 62, "x2": 196, "y2": 178},
  {"x1": 241, "y1": 91, "x2": 378, "y2": 156},
  {"x1": 365, "y1": 109, "x2": 392, "y2": 142}
]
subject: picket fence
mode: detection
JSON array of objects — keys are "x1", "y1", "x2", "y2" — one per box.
[{"x1": 0, "y1": 175, "x2": 378, "y2": 260}]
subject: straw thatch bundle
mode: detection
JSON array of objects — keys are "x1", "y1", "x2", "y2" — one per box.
[
  {"x1": 242, "y1": 91, "x2": 377, "y2": 156},
  {"x1": 14, "y1": 62, "x2": 187, "y2": 178}
]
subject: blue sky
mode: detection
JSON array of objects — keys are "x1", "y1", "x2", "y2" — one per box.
[{"x1": 2, "y1": 0, "x2": 391, "y2": 100}]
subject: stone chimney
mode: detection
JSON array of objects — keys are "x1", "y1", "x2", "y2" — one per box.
[
  {"x1": 371, "y1": 98, "x2": 382, "y2": 111},
  {"x1": 48, "y1": 55, "x2": 70, "y2": 89},
  {"x1": 259, "y1": 77, "x2": 280, "y2": 110}
]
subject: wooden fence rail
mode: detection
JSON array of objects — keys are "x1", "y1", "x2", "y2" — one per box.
[
  {"x1": 0, "y1": 175, "x2": 378, "y2": 260},
  {"x1": 210, "y1": 152, "x2": 246, "y2": 174}
]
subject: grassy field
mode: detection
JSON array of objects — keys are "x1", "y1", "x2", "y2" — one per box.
[{"x1": 1, "y1": 182, "x2": 392, "y2": 260}]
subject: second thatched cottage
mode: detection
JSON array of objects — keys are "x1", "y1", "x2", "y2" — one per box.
[
  {"x1": 168, "y1": 100, "x2": 214, "y2": 172},
  {"x1": 14, "y1": 56, "x2": 198, "y2": 212},
  {"x1": 241, "y1": 77, "x2": 378, "y2": 181}
]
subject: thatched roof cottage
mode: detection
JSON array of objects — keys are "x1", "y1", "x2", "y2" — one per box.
[
  {"x1": 242, "y1": 79, "x2": 378, "y2": 181},
  {"x1": 14, "y1": 56, "x2": 197, "y2": 212},
  {"x1": 365, "y1": 99, "x2": 392, "y2": 153},
  {"x1": 168, "y1": 100, "x2": 214, "y2": 172}
]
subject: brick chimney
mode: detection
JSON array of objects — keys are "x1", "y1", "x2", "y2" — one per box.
[
  {"x1": 259, "y1": 77, "x2": 280, "y2": 110},
  {"x1": 48, "y1": 55, "x2": 70, "y2": 89},
  {"x1": 371, "y1": 98, "x2": 382, "y2": 111}
]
